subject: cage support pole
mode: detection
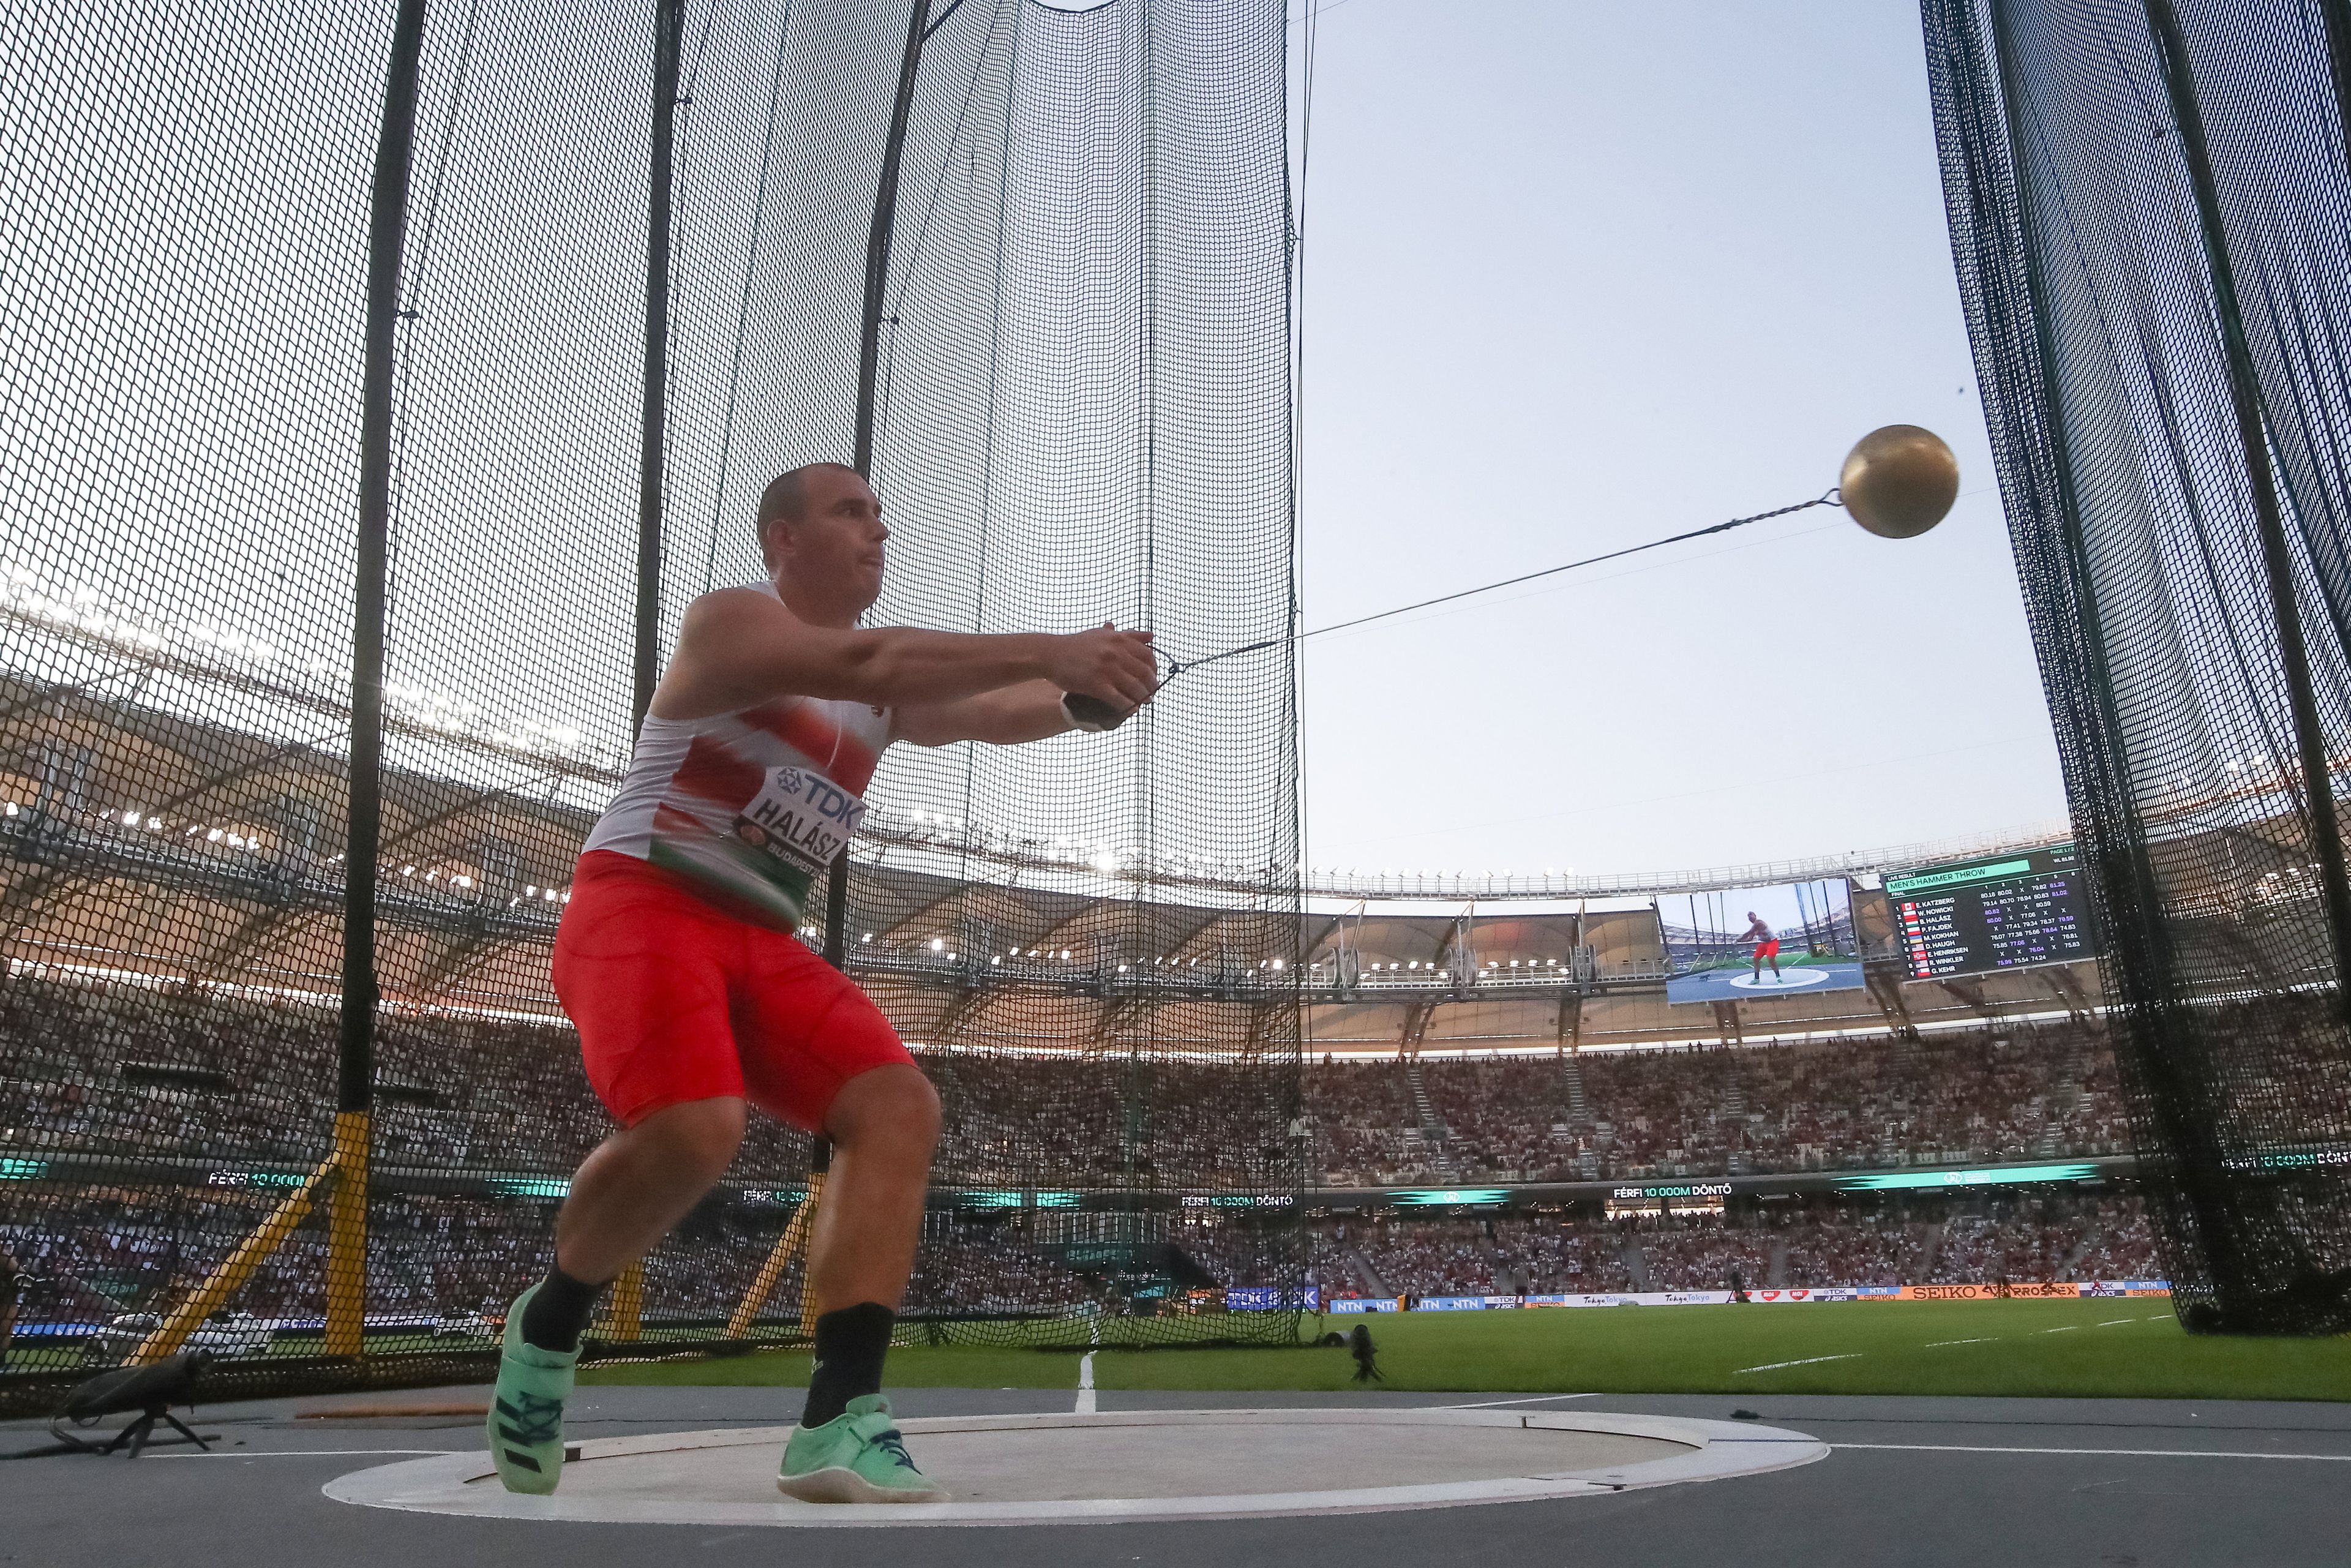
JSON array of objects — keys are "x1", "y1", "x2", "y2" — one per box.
[
  {"x1": 822, "y1": 0, "x2": 931, "y2": 972},
  {"x1": 132, "y1": 1158, "x2": 343, "y2": 1364},
  {"x1": 635, "y1": 0, "x2": 685, "y2": 734},
  {"x1": 725, "y1": 1177, "x2": 825, "y2": 1339},
  {"x1": 600, "y1": 1262, "x2": 646, "y2": 1341},
  {"x1": 331, "y1": 0, "x2": 429, "y2": 1362},
  {"x1": 2145, "y1": 0, "x2": 2351, "y2": 1015}
]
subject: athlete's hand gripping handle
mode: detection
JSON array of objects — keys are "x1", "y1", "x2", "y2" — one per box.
[
  {"x1": 1052, "y1": 623, "x2": 1157, "y2": 732},
  {"x1": 1060, "y1": 692, "x2": 1131, "y2": 732}
]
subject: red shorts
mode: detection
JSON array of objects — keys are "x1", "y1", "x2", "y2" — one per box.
[
  {"x1": 1755, "y1": 939, "x2": 1781, "y2": 959},
  {"x1": 552, "y1": 849, "x2": 914, "y2": 1131}
]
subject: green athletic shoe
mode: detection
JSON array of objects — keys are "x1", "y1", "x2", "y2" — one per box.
[
  {"x1": 778, "y1": 1394, "x2": 948, "y2": 1504},
  {"x1": 486, "y1": 1283, "x2": 579, "y2": 1495}
]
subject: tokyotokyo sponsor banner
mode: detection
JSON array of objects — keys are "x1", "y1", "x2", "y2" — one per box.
[
  {"x1": 1414, "y1": 1296, "x2": 1489, "y2": 1311},
  {"x1": 1327, "y1": 1297, "x2": 1401, "y2": 1313}
]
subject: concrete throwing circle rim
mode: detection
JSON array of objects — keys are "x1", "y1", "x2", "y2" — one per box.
[{"x1": 323, "y1": 1406, "x2": 1827, "y2": 1527}]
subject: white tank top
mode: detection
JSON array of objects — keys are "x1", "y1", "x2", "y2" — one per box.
[{"x1": 582, "y1": 583, "x2": 893, "y2": 931}]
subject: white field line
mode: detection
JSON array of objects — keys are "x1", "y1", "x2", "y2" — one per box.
[
  {"x1": 1074, "y1": 1351, "x2": 1097, "y2": 1415},
  {"x1": 1833, "y1": 1443, "x2": 2351, "y2": 1463},
  {"x1": 2040, "y1": 1325, "x2": 2081, "y2": 1333},
  {"x1": 1925, "y1": 1337, "x2": 1998, "y2": 1348},
  {"x1": 2147, "y1": 1314, "x2": 2170, "y2": 1321},
  {"x1": 2098, "y1": 1318, "x2": 2135, "y2": 1326},
  {"x1": 1734, "y1": 1354, "x2": 1862, "y2": 1375},
  {"x1": 1439, "y1": 1394, "x2": 1604, "y2": 1409}
]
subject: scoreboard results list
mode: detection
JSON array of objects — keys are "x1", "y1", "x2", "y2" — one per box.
[{"x1": 1884, "y1": 844, "x2": 2095, "y2": 979}]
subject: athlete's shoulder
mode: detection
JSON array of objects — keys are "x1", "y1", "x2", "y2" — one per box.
[{"x1": 688, "y1": 581, "x2": 789, "y2": 616}]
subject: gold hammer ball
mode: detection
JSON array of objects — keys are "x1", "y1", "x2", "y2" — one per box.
[{"x1": 1840, "y1": 424, "x2": 1960, "y2": 539}]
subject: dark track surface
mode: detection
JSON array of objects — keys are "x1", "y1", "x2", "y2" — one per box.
[{"x1": 7, "y1": 1384, "x2": 2348, "y2": 1567}]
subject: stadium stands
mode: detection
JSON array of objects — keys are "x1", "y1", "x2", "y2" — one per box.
[
  {"x1": 1309, "y1": 1019, "x2": 2127, "y2": 1184},
  {"x1": 0, "y1": 964, "x2": 2171, "y2": 1369}
]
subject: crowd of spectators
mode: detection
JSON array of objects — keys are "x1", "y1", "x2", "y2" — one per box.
[
  {"x1": 1324, "y1": 1197, "x2": 2162, "y2": 1304},
  {"x1": 1350, "y1": 1218, "x2": 1498, "y2": 1297},
  {"x1": 1779, "y1": 1212, "x2": 1923, "y2": 1287},
  {"x1": 2, "y1": 1188, "x2": 2172, "y2": 1370},
  {"x1": 1306, "y1": 1020, "x2": 2131, "y2": 1184},
  {"x1": 0, "y1": 967, "x2": 2183, "y2": 1364},
  {"x1": 1488, "y1": 1217, "x2": 1633, "y2": 1293},
  {"x1": 2071, "y1": 1199, "x2": 2161, "y2": 1280},
  {"x1": 0, "y1": 968, "x2": 2154, "y2": 1195},
  {"x1": 1631, "y1": 1220, "x2": 1778, "y2": 1292}
]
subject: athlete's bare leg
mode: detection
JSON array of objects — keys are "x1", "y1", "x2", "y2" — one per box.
[
  {"x1": 552, "y1": 1097, "x2": 747, "y2": 1284},
  {"x1": 804, "y1": 1063, "x2": 941, "y2": 1311}
]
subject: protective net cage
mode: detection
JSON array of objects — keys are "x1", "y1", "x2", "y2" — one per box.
[
  {"x1": 1924, "y1": 0, "x2": 2351, "y2": 1331},
  {"x1": 0, "y1": 0, "x2": 1302, "y2": 1412}
]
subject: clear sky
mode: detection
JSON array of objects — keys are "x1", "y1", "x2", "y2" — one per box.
[{"x1": 1288, "y1": 0, "x2": 2069, "y2": 880}]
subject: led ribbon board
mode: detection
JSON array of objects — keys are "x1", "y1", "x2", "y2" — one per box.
[
  {"x1": 1389, "y1": 1188, "x2": 1510, "y2": 1206},
  {"x1": 1835, "y1": 1162, "x2": 2098, "y2": 1191}
]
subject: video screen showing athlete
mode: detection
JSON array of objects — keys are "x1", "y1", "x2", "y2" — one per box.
[
  {"x1": 1734, "y1": 911, "x2": 1781, "y2": 983},
  {"x1": 486, "y1": 462, "x2": 1157, "y2": 1504}
]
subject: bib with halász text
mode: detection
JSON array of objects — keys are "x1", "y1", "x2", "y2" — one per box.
[{"x1": 730, "y1": 765, "x2": 864, "y2": 876}]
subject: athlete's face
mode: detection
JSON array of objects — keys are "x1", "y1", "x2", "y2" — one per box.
[{"x1": 771, "y1": 468, "x2": 887, "y2": 616}]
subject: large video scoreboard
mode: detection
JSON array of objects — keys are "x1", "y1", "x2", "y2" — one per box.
[{"x1": 1884, "y1": 844, "x2": 2095, "y2": 980}]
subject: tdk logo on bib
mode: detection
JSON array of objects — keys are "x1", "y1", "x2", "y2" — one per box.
[{"x1": 734, "y1": 766, "x2": 866, "y2": 876}]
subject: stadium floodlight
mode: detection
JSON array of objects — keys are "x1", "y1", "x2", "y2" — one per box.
[{"x1": 929, "y1": 937, "x2": 945, "y2": 952}]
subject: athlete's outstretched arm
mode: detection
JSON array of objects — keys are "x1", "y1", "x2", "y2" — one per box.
[
  {"x1": 651, "y1": 589, "x2": 1155, "y2": 722},
  {"x1": 893, "y1": 680, "x2": 1084, "y2": 747}
]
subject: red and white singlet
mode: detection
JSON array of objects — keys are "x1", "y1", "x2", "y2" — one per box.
[{"x1": 582, "y1": 584, "x2": 892, "y2": 932}]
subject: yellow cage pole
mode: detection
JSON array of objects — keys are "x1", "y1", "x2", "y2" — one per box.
[
  {"x1": 132, "y1": 1154, "x2": 340, "y2": 1364},
  {"x1": 601, "y1": 1261, "x2": 645, "y2": 1341},
  {"x1": 726, "y1": 1174, "x2": 823, "y2": 1340},
  {"x1": 797, "y1": 1157, "x2": 832, "y2": 1337},
  {"x1": 324, "y1": 1108, "x2": 370, "y2": 1357}
]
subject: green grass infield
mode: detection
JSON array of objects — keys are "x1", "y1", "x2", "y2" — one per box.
[{"x1": 579, "y1": 1297, "x2": 2351, "y2": 1402}]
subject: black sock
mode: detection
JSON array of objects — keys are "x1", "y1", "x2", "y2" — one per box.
[
  {"x1": 519, "y1": 1264, "x2": 606, "y2": 1353},
  {"x1": 801, "y1": 1302, "x2": 894, "y2": 1428}
]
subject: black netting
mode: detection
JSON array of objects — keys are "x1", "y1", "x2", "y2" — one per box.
[
  {"x1": 1922, "y1": 0, "x2": 2351, "y2": 1331},
  {"x1": 0, "y1": 0, "x2": 1298, "y2": 1412}
]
